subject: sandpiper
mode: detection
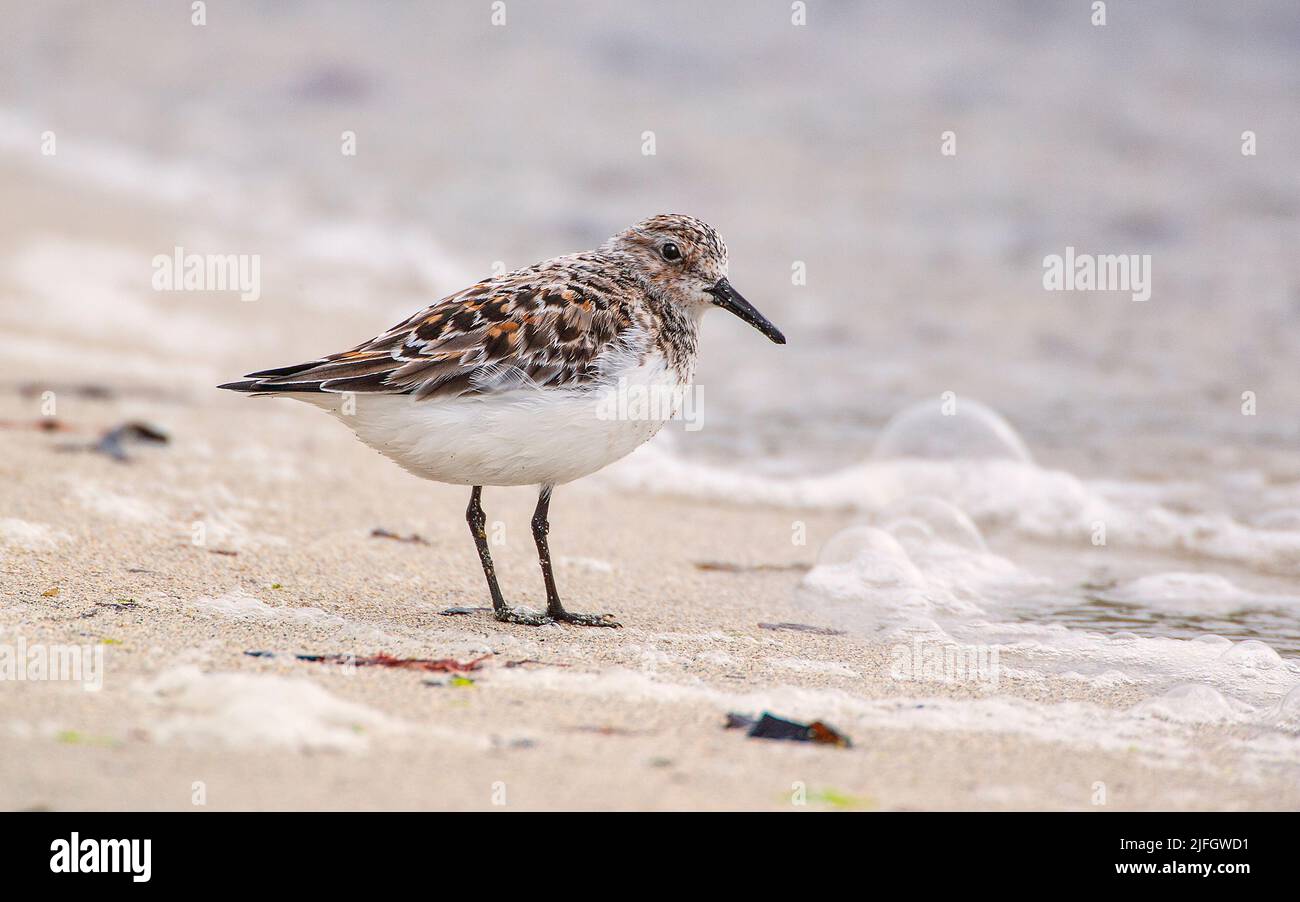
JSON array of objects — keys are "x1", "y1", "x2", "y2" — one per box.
[{"x1": 220, "y1": 214, "x2": 785, "y2": 627}]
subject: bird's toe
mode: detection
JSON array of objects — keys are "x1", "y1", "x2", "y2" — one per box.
[
  {"x1": 552, "y1": 610, "x2": 621, "y2": 628},
  {"x1": 493, "y1": 607, "x2": 554, "y2": 627}
]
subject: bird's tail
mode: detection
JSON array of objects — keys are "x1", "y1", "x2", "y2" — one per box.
[{"x1": 217, "y1": 361, "x2": 326, "y2": 394}]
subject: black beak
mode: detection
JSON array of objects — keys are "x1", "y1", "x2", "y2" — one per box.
[{"x1": 705, "y1": 278, "x2": 786, "y2": 344}]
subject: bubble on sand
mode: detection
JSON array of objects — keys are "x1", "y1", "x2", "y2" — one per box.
[
  {"x1": 873, "y1": 399, "x2": 1032, "y2": 463},
  {"x1": 1192, "y1": 634, "x2": 1234, "y2": 648},
  {"x1": 795, "y1": 526, "x2": 936, "y2": 633},
  {"x1": 1219, "y1": 639, "x2": 1283, "y2": 668},
  {"x1": 798, "y1": 522, "x2": 1029, "y2": 634},
  {"x1": 811, "y1": 526, "x2": 924, "y2": 592},
  {"x1": 1133, "y1": 683, "x2": 1251, "y2": 723},
  {"x1": 1274, "y1": 685, "x2": 1300, "y2": 729},
  {"x1": 878, "y1": 496, "x2": 987, "y2": 552}
]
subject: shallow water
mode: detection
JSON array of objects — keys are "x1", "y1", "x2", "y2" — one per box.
[{"x1": 1022, "y1": 593, "x2": 1300, "y2": 656}]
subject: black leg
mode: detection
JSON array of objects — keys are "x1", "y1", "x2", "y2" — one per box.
[
  {"x1": 532, "y1": 485, "x2": 620, "y2": 627},
  {"x1": 466, "y1": 486, "x2": 549, "y2": 626},
  {"x1": 466, "y1": 486, "x2": 504, "y2": 612}
]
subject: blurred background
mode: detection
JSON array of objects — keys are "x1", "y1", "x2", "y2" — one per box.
[{"x1": 2, "y1": 0, "x2": 1298, "y2": 474}]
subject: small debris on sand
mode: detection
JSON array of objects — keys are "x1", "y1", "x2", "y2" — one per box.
[
  {"x1": 695, "y1": 560, "x2": 810, "y2": 574},
  {"x1": 97, "y1": 599, "x2": 139, "y2": 611},
  {"x1": 758, "y1": 622, "x2": 846, "y2": 636},
  {"x1": 439, "y1": 606, "x2": 492, "y2": 617},
  {"x1": 55, "y1": 421, "x2": 169, "y2": 462},
  {"x1": 245, "y1": 650, "x2": 489, "y2": 673},
  {"x1": 0, "y1": 418, "x2": 76, "y2": 432},
  {"x1": 56, "y1": 730, "x2": 118, "y2": 747},
  {"x1": 570, "y1": 724, "x2": 652, "y2": 737},
  {"x1": 806, "y1": 787, "x2": 874, "y2": 809},
  {"x1": 423, "y1": 675, "x2": 476, "y2": 688},
  {"x1": 370, "y1": 528, "x2": 429, "y2": 544},
  {"x1": 82, "y1": 599, "x2": 138, "y2": 616},
  {"x1": 725, "y1": 711, "x2": 852, "y2": 747}
]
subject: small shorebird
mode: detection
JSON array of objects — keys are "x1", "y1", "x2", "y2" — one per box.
[{"x1": 220, "y1": 214, "x2": 785, "y2": 627}]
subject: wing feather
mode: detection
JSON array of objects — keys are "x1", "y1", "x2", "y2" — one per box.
[{"x1": 220, "y1": 255, "x2": 644, "y2": 399}]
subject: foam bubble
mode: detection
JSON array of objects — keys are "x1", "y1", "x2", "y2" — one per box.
[
  {"x1": 1274, "y1": 684, "x2": 1300, "y2": 729},
  {"x1": 809, "y1": 526, "x2": 925, "y2": 595},
  {"x1": 877, "y1": 495, "x2": 987, "y2": 552},
  {"x1": 610, "y1": 438, "x2": 1300, "y2": 578},
  {"x1": 798, "y1": 519, "x2": 1045, "y2": 635},
  {"x1": 1101, "y1": 572, "x2": 1300, "y2": 616},
  {"x1": 1133, "y1": 683, "x2": 1252, "y2": 723},
  {"x1": 1219, "y1": 639, "x2": 1283, "y2": 668},
  {"x1": 874, "y1": 398, "x2": 1032, "y2": 463}
]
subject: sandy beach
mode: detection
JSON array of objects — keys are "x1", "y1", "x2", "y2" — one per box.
[
  {"x1": 3, "y1": 1, "x2": 1299, "y2": 811},
  {"x1": 0, "y1": 382, "x2": 1292, "y2": 810},
  {"x1": 3, "y1": 375, "x2": 1299, "y2": 810}
]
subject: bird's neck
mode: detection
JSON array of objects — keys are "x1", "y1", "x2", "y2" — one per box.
[{"x1": 636, "y1": 277, "x2": 701, "y2": 384}]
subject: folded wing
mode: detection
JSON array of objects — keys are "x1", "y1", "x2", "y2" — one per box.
[{"x1": 219, "y1": 262, "x2": 640, "y2": 401}]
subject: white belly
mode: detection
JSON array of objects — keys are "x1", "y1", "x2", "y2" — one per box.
[{"x1": 295, "y1": 355, "x2": 688, "y2": 486}]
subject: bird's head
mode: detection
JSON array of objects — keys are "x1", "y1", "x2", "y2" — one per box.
[{"x1": 604, "y1": 213, "x2": 786, "y2": 344}]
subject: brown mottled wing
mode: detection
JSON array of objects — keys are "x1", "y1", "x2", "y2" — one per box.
[{"x1": 224, "y1": 266, "x2": 639, "y2": 400}]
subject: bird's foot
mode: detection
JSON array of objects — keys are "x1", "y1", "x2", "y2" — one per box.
[
  {"x1": 493, "y1": 606, "x2": 553, "y2": 626},
  {"x1": 550, "y1": 609, "x2": 621, "y2": 628}
]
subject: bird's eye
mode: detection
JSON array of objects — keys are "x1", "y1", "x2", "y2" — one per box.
[{"x1": 660, "y1": 242, "x2": 681, "y2": 261}]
